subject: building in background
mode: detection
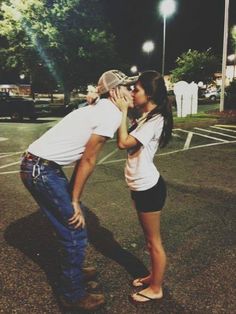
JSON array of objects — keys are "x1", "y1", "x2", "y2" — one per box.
[{"x1": 0, "y1": 84, "x2": 31, "y2": 96}]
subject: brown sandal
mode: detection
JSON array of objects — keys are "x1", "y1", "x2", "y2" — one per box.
[{"x1": 131, "y1": 292, "x2": 163, "y2": 303}]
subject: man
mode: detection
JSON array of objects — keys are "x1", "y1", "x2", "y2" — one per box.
[{"x1": 20, "y1": 69, "x2": 137, "y2": 311}]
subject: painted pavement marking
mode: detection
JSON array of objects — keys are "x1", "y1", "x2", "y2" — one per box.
[
  {"x1": 100, "y1": 140, "x2": 236, "y2": 165},
  {"x1": 0, "y1": 161, "x2": 20, "y2": 169},
  {"x1": 0, "y1": 152, "x2": 22, "y2": 159},
  {"x1": 183, "y1": 132, "x2": 193, "y2": 150},
  {"x1": 0, "y1": 137, "x2": 8, "y2": 142},
  {"x1": 194, "y1": 127, "x2": 236, "y2": 139},
  {"x1": 210, "y1": 126, "x2": 236, "y2": 133},
  {"x1": 214, "y1": 124, "x2": 236, "y2": 129},
  {"x1": 175, "y1": 128, "x2": 227, "y2": 142},
  {"x1": 1, "y1": 126, "x2": 236, "y2": 175},
  {"x1": 97, "y1": 148, "x2": 119, "y2": 165}
]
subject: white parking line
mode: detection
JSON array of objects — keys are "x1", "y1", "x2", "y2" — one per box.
[
  {"x1": 175, "y1": 128, "x2": 226, "y2": 142},
  {"x1": 172, "y1": 133, "x2": 181, "y2": 138},
  {"x1": 215, "y1": 124, "x2": 236, "y2": 129},
  {"x1": 0, "y1": 161, "x2": 20, "y2": 169},
  {"x1": 0, "y1": 152, "x2": 19, "y2": 155},
  {"x1": 0, "y1": 170, "x2": 19, "y2": 175},
  {"x1": 0, "y1": 152, "x2": 22, "y2": 159},
  {"x1": 1, "y1": 126, "x2": 235, "y2": 175},
  {"x1": 1, "y1": 140, "x2": 236, "y2": 174},
  {"x1": 97, "y1": 148, "x2": 119, "y2": 165},
  {"x1": 101, "y1": 140, "x2": 236, "y2": 165},
  {"x1": 0, "y1": 137, "x2": 8, "y2": 142},
  {"x1": 210, "y1": 126, "x2": 236, "y2": 133},
  {"x1": 194, "y1": 127, "x2": 236, "y2": 139},
  {"x1": 183, "y1": 132, "x2": 193, "y2": 150}
]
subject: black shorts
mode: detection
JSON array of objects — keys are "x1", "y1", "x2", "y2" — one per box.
[{"x1": 130, "y1": 176, "x2": 167, "y2": 213}]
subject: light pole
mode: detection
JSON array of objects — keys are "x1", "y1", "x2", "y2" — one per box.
[
  {"x1": 220, "y1": 0, "x2": 229, "y2": 112},
  {"x1": 142, "y1": 40, "x2": 155, "y2": 68},
  {"x1": 159, "y1": 0, "x2": 176, "y2": 76}
]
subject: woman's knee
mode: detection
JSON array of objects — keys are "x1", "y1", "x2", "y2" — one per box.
[{"x1": 146, "y1": 237, "x2": 163, "y2": 252}]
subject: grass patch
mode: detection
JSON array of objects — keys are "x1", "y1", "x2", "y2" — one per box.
[{"x1": 173, "y1": 102, "x2": 220, "y2": 129}]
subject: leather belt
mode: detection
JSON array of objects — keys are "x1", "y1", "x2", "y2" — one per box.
[{"x1": 22, "y1": 151, "x2": 61, "y2": 168}]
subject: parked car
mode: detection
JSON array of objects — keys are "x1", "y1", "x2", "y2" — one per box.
[
  {"x1": 65, "y1": 97, "x2": 87, "y2": 114},
  {"x1": 34, "y1": 99, "x2": 51, "y2": 117},
  {"x1": 0, "y1": 91, "x2": 36, "y2": 121},
  {"x1": 202, "y1": 88, "x2": 221, "y2": 101}
]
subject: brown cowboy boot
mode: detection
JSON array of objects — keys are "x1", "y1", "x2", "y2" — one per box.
[
  {"x1": 60, "y1": 292, "x2": 105, "y2": 311},
  {"x1": 82, "y1": 266, "x2": 97, "y2": 282}
]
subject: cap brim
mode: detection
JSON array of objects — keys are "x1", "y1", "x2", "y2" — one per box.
[{"x1": 122, "y1": 75, "x2": 138, "y2": 86}]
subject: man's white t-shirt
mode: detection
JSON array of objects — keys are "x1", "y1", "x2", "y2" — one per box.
[
  {"x1": 125, "y1": 114, "x2": 164, "y2": 191},
  {"x1": 28, "y1": 99, "x2": 122, "y2": 165}
]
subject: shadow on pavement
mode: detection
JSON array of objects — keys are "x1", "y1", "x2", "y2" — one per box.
[
  {"x1": 4, "y1": 210, "x2": 61, "y2": 297},
  {"x1": 83, "y1": 205, "x2": 149, "y2": 279},
  {"x1": 84, "y1": 205, "x2": 189, "y2": 313},
  {"x1": 4, "y1": 206, "x2": 188, "y2": 313}
]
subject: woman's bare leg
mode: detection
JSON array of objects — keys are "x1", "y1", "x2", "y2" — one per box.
[{"x1": 132, "y1": 210, "x2": 166, "y2": 301}]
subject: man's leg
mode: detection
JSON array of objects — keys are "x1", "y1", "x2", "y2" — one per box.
[{"x1": 20, "y1": 161, "x2": 87, "y2": 301}]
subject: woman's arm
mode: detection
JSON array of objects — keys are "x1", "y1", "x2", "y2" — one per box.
[
  {"x1": 112, "y1": 88, "x2": 140, "y2": 149},
  {"x1": 118, "y1": 108, "x2": 139, "y2": 149}
]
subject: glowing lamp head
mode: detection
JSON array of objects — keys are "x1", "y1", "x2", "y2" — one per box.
[
  {"x1": 142, "y1": 41, "x2": 155, "y2": 54},
  {"x1": 159, "y1": 0, "x2": 176, "y2": 18}
]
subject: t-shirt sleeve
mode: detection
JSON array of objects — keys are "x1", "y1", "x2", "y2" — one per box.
[
  {"x1": 92, "y1": 101, "x2": 121, "y2": 138},
  {"x1": 130, "y1": 115, "x2": 164, "y2": 146}
]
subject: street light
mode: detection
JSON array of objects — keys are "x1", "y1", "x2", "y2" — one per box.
[
  {"x1": 19, "y1": 74, "x2": 25, "y2": 80},
  {"x1": 142, "y1": 40, "x2": 155, "y2": 68},
  {"x1": 159, "y1": 0, "x2": 176, "y2": 76},
  {"x1": 142, "y1": 40, "x2": 155, "y2": 55},
  {"x1": 130, "y1": 65, "x2": 138, "y2": 74}
]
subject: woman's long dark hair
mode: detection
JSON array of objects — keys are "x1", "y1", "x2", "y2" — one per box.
[{"x1": 137, "y1": 70, "x2": 173, "y2": 148}]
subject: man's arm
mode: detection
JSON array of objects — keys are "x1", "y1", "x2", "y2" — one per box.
[{"x1": 69, "y1": 134, "x2": 107, "y2": 228}]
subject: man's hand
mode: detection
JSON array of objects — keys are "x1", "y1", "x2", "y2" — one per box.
[
  {"x1": 86, "y1": 85, "x2": 99, "y2": 104},
  {"x1": 86, "y1": 91, "x2": 99, "y2": 104},
  {"x1": 69, "y1": 201, "x2": 86, "y2": 229}
]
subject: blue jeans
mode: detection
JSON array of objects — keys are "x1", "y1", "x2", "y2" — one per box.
[{"x1": 20, "y1": 157, "x2": 87, "y2": 301}]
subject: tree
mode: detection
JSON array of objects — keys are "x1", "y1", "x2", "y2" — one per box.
[
  {"x1": 0, "y1": 0, "x2": 121, "y2": 103},
  {"x1": 170, "y1": 49, "x2": 220, "y2": 84},
  {"x1": 230, "y1": 25, "x2": 236, "y2": 52},
  {"x1": 225, "y1": 79, "x2": 236, "y2": 109},
  {"x1": 229, "y1": 26, "x2": 236, "y2": 79}
]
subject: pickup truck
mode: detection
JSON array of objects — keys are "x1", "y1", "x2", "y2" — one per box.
[
  {"x1": 0, "y1": 91, "x2": 36, "y2": 121},
  {"x1": 0, "y1": 92, "x2": 51, "y2": 122}
]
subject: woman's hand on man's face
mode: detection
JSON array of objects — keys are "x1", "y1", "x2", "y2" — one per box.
[{"x1": 111, "y1": 86, "x2": 134, "y2": 111}]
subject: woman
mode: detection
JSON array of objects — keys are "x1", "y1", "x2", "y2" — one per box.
[{"x1": 112, "y1": 70, "x2": 173, "y2": 303}]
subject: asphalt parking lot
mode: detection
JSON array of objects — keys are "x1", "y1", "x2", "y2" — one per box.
[{"x1": 0, "y1": 118, "x2": 235, "y2": 313}]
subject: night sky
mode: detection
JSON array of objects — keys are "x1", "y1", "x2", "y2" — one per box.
[{"x1": 102, "y1": 0, "x2": 236, "y2": 73}]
